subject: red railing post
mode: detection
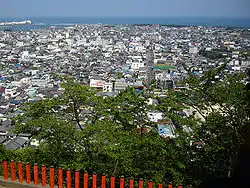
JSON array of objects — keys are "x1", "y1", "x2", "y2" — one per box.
[
  {"x1": 178, "y1": 185, "x2": 183, "y2": 188},
  {"x1": 167, "y1": 184, "x2": 173, "y2": 188},
  {"x1": 138, "y1": 178, "x2": 144, "y2": 188},
  {"x1": 110, "y1": 176, "x2": 115, "y2": 188},
  {"x1": 120, "y1": 176, "x2": 125, "y2": 188},
  {"x1": 34, "y1": 163, "x2": 39, "y2": 185},
  {"x1": 2, "y1": 161, "x2": 8, "y2": 180},
  {"x1": 67, "y1": 169, "x2": 71, "y2": 188},
  {"x1": 84, "y1": 171, "x2": 88, "y2": 188},
  {"x1": 129, "y1": 177, "x2": 134, "y2": 188},
  {"x1": 41, "y1": 165, "x2": 46, "y2": 186},
  {"x1": 18, "y1": 162, "x2": 23, "y2": 183},
  {"x1": 25, "y1": 163, "x2": 31, "y2": 184},
  {"x1": 50, "y1": 166, "x2": 55, "y2": 188},
  {"x1": 101, "y1": 175, "x2": 106, "y2": 188},
  {"x1": 92, "y1": 173, "x2": 97, "y2": 188},
  {"x1": 10, "y1": 161, "x2": 16, "y2": 181},
  {"x1": 58, "y1": 168, "x2": 63, "y2": 188},
  {"x1": 75, "y1": 170, "x2": 80, "y2": 188},
  {"x1": 148, "y1": 180, "x2": 153, "y2": 188},
  {"x1": 157, "y1": 184, "x2": 162, "y2": 188}
]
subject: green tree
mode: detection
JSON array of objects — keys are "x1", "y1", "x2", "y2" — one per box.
[
  {"x1": 107, "y1": 87, "x2": 150, "y2": 131},
  {"x1": 10, "y1": 78, "x2": 189, "y2": 185},
  {"x1": 9, "y1": 70, "x2": 249, "y2": 187},
  {"x1": 156, "y1": 65, "x2": 250, "y2": 185},
  {"x1": 115, "y1": 72, "x2": 124, "y2": 79}
]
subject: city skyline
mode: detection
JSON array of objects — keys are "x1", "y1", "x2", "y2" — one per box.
[{"x1": 0, "y1": 0, "x2": 250, "y2": 19}]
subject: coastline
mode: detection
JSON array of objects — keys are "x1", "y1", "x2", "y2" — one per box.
[
  {"x1": 0, "y1": 17, "x2": 249, "y2": 31},
  {"x1": 0, "y1": 20, "x2": 32, "y2": 26}
]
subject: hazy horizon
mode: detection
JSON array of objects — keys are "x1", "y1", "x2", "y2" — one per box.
[
  {"x1": 1, "y1": 16, "x2": 250, "y2": 19},
  {"x1": 1, "y1": 0, "x2": 250, "y2": 19}
]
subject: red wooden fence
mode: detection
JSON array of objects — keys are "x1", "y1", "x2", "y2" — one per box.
[{"x1": 1, "y1": 161, "x2": 192, "y2": 188}]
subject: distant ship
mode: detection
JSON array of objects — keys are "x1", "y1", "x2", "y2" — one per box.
[{"x1": 0, "y1": 20, "x2": 32, "y2": 26}]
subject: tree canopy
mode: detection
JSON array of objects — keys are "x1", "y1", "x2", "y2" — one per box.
[{"x1": 1, "y1": 69, "x2": 249, "y2": 187}]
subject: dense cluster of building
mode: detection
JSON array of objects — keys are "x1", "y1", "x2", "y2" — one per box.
[{"x1": 0, "y1": 24, "x2": 250, "y2": 149}]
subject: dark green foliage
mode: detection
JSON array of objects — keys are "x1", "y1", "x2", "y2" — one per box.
[
  {"x1": 198, "y1": 49, "x2": 227, "y2": 60},
  {"x1": 157, "y1": 68, "x2": 250, "y2": 185},
  {"x1": 1, "y1": 70, "x2": 249, "y2": 187},
  {"x1": 115, "y1": 72, "x2": 124, "y2": 79}
]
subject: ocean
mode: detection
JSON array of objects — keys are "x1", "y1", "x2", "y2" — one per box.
[{"x1": 0, "y1": 17, "x2": 250, "y2": 31}]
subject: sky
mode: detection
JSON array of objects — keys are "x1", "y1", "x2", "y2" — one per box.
[{"x1": 0, "y1": 0, "x2": 250, "y2": 19}]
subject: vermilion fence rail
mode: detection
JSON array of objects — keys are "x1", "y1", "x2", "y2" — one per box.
[{"x1": 1, "y1": 161, "x2": 192, "y2": 188}]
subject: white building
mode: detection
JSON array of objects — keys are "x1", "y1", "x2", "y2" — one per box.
[
  {"x1": 103, "y1": 82, "x2": 113, "y2": 92},
  {"x1": 31, "y1": 79, "x2": 48, "y2": 88},
  {"x1": 10, "y1": 81, "x2": 23, "y2": 87},
  {"x1": 189, "y1": 47, "x2": 199, "y2": 54},
  {"x1": 155, "y1": 72, "x2": 171, "y2": 80},
  {"x1": 16, "y1": 41, "x2": 24, "y2": 47},
  {"x1": 4, "y1": 87, "x2": 19, "y2": 99},
  {"x1": 66, "y1": 32, "x2": 70, "y2": 39},
  {"x1": 147, "y1": 111, "x2": 163, "y2": 122},
  {"x1": 114, "y1": 79, "x2": 129, "y2": 92},
  {"x1": 90, "y1": 79, "x2": 105, "y2": 89},
  {"x1": 66, "y1": 39, "x2": 73, "y2": 46},
  {"x1": 131, "y1": 61, "x2": 145, "y2": 72},
  {"x1": 21, "y1": 51, "x2": 29, "y2": 59}
]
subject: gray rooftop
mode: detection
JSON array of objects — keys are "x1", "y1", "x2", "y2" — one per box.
[
  {"x1": 5, "y1": 141, "x2": 21, "y2": 150},
  {"x1": 4, "y1": 136, "x2": 27, "y2": 150},
  {"x1": 0, "y1": 136, "x2": 7, "y2": 144}
]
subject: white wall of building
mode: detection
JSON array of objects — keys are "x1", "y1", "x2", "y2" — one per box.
[
  {"x1": 147, "y1": 112, "x2": 163, "y2": 122},
  {"x1": 103, "y1": 82, "x2": 113, "y2": 92},
  {"x1": 90, "y1": 79, "x2": 105, "y2": 88}
]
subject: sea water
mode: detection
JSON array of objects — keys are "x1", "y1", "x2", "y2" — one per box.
[{"x1": 0, "y1": 17, "x2": 249, "y2": 31}]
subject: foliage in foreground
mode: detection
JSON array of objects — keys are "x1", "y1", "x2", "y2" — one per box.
[{"x1": 1, "y1": 69, "x2": 249, "y2": 187}]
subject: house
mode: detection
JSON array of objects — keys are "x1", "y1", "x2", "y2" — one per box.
[
  {"x1": 0, "y1": 108, "x2": 9, "y2": 116},
  {"x1": 0, "y1": 136, "x2": 7, "y2": 144},
  {"x1": 4, "y1": 136, "x2": 27, "y2": 150},
  {"x1": 4, "y1": 87, "x2": 19, "y2": 99},
  {"x1": 89, "y1": 79, "x2": 105, "y2": 90},
  {"x1": 114, "y1": 79, "x2": 129, "y2": 92},
  {"x1": 147, "y1": 111, "x2": 163, "y2": 122},
  {"x1": 131, "y1": 61, "x2": 145, "y2": 72},
  {"x1": 2, "y1": 119, "x2": 12, "y2": 127},
  {"x1": 0, "y1": 126, "x2": 7, "y2": 136},
  {"x1": 189, "y1": 47, "x2": 199, "y2": 54},
  {"x1": 96, "y1": 91, "x2": 118, "y2": 98},
  {"x1": 103, "y1": 82, "x2": 113, "y2": 92},
  {"x1": 0, "y1": 119, "x2": 12, "y2": 136},
  {"x1": 21, "y1": 51, "x2": 29, "y2": 60},
  {"x1": 129, "y1": 55, "x2": 145, "y2": 72},
  {"x1": 157, "y1": 120, "x2": 175, "y2": 138}
]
